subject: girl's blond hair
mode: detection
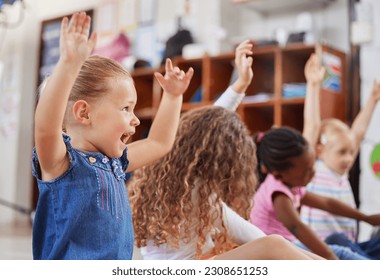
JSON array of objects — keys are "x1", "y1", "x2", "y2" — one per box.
[
  {"x1": 64, "y1": 55, "x2": 132, "y2": 128},
  {"x1": 318, "y1": 118, "x2": 350, "y2": 145},
  {"x1": 129, "y1": 106, "x2": 257, "y2": 258}
]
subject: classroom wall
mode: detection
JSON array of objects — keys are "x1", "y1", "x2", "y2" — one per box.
[
  {"x1": 0, "y1": 0, "x2": 358, "y2": 227},
  {"x1": 221, "y1": 0, "x2": 349, "y2": 53},
  {"x1": 0, "y1": 0, "x2": 39, "y2": 225}
]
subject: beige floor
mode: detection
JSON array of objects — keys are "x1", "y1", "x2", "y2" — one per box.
[
  {"x1": 0, "y1": 222, "x2": 142, "y2": 260},
  {"x1": 0, "y1": 222, "x2": 33, "y2": 260}
]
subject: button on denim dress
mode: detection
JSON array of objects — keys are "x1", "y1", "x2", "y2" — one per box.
[{"x1": 32, "y1": 134, "x2": 134, "y2": 259}]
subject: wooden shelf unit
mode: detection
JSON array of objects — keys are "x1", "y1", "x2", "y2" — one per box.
[{"x1": 130, "y1": 43, "x2": 346, "y2": 138}]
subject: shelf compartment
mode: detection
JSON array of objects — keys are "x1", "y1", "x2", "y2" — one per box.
[
  {"x1": 281, "y1": 45, "x2": 315, "y2": 85},
  {"x1": 250, "y1": 49, "x2": 275, "y2": 97},
  {"x1": 132, "y1": 69, "x2": 157, "y2": 112},
  {"x1": 240, "y1": 105, "x2": 274, "y2": 135},
  {"x1": 205, "y1": 53, "x2": 235, "y2": 102},
  {"x1": 280, "y1": 103, "x2": 304, "y2": 131}
]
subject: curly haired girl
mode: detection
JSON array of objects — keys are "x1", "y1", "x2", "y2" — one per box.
[{"x1": 129, "y1": 106, "x2": 322, "y2": 260}]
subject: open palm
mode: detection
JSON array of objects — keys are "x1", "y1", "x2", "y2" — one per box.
[
  {"x1": 59, "y1": 12, "x2": 97, "y2": 65},
  {"x1": 154, "y1": 58, "x2": 194, "y2": 97}
]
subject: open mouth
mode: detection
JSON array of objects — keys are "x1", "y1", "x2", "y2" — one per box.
[{"x1": 120, "y1": 132, "x2": 134, "y2": 144}]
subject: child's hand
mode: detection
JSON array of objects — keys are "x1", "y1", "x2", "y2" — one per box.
[
  {"x1": 304, "y1": 53, "x2": 325, "y2": 85},
  {"x1": 364, "y1": 214, "x2": 380, "y2": 226},
  {"x1": 235, "y1": 40, "x2": 254, "y2": 88},
  {"x1": 370, "y1": 80, "x2": 380, "y2": 103},
  {"x1": 154, "y1": 59, "x2": 194, "y2": 97},
  {"x1": 59, "y1": 12, "x2": 97, "y2": 65}
]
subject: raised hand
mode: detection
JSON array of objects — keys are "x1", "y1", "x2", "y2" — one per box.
[
  {"x1": 304, "y1": 53, "x2": 325, "y2": 85},
  {"x1": 235, "y1": 40, "x2": 254, "y2": 88},
  {"x1": 59, "y1": 12, "x2": 97, "y2": 64},
  {"x1": 154, "y1": 58, "x2": 194, "y2": 97},
  {"x1": 370, "y1": 80, "x2": 380, "y2": 102}
]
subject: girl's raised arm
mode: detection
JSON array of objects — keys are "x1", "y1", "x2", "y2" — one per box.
[
  {"x1": 214, "y1": 40, "x2": 253, "y2": 111},
  {"x1": 34, "y1": 12, "x2": 97, "y2": 180},
  {"x1": 126, "y1": 59, "x2": 193, "y2": 172},
  {"x1": 302, "y1": 49, "x2": 325, "y2": 148},
  {"x1": 350, "y1": 80, "x2": 380, "y2": 162}
]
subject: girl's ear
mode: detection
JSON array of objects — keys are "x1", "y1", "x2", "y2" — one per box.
[
  {"x1": 73, "y1": 100, "x2": 91, "y2": 124},
  {"x1": 260, "y1": 165, "x2": 268, "y2": 174},
  {"x1": 316, "y1": 143, "x2": 324, "y2": 157},
  {"x1": 271, "y1": 170, "x2": 283, "y2": 181}
]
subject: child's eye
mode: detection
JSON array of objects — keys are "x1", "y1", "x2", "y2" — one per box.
[{"x1": 122, "y1": 106, "x2": 129, "y2": 111}]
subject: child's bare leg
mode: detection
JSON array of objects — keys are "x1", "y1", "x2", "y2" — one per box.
[
  {"x1": 214, "y1": 235, "x2": 323, "y2": 260},
  {"x1": 296, "y1": 247, "x2": 325, "y2": 260}
]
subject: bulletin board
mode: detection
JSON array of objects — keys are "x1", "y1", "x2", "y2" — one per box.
[{"x1": 37, "y1": 10, "x2": 94, "y2": 86}]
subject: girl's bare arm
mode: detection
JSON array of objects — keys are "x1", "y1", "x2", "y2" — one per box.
[
  {"x1": 34, "y1": 12, "x2": 96, "y2": 180},
  {"x1": 126, "y1": 59, "x2": 193, "y2": 172}
]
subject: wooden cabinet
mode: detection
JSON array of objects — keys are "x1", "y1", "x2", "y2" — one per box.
[{"x1": 131, "y1": 43, "x2": 346, "y2": 139}]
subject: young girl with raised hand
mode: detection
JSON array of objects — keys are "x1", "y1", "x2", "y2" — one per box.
[
  {"x1": 128, "y1": 41, "x2": 323, "y2": 260},
  {"x1": 32, "y1": 12, "x2": 193, "y2": 260},
  {"x1": 300, "y1": 51, "x2": 380, "y2": 259},
  {"x1": 250, "y1": 126, "x2": 380, "y2": 260}
]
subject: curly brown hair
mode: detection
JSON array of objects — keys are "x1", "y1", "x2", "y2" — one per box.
[{"x1": 129, "y1": 105, "x2": 258, "y2": 258}]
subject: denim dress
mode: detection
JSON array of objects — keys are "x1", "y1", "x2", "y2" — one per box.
[{"x1": 32, "y1": 134, "x2": 134, "y2": 259}]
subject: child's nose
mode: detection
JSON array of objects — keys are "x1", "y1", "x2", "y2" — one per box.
[
  {"x1": 132, "y1": 114, "x2": 140, "y2": 126},
  {"x1": 345, "y1": 153, "x2": 354, "y2": 162}
]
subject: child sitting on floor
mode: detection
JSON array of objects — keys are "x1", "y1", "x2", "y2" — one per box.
[{"x1": 299, "y1": 50, "x2": 380, "y2": 259}]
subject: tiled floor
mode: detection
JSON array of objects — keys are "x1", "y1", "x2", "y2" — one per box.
[{"x1": 0, "y1": 222, "x2": 32, "y2": 260}]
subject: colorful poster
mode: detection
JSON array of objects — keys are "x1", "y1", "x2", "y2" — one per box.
[
  {"x1": 322, "y1": 52, "x2": 342, "y2": 93},
  {"x1": 370, "y1": 143, "x2": 380, "y2": 179}
]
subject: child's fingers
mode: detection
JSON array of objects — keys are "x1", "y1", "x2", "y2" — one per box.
[
  {"x1": 165, "y1": 58, "x2": 173, "y2": 73},
  {"x1": 76, "y1": 12, "x2": 86, "y2": 33},
  {"x1": 88, "y1": 31, "x2": 98, "y2": 52},
  {"x1": 67, "y1": 13, "x2": 78, "y2": 33},
  {"x1": 246, "y1": 56, "x2": 253, "y2": 67},
  {"x1": 315, "y1": 44, "x2": 322, "y2": 60},
  {"x1": 184, "y1": 67, "x2": 194, "y2": 82},
  {"x1": 318, "y1": 67, "x2": 326, "y2": 78},
  {"x1": 236, "y1": 41, "x2": 253, "y2": 68},
  {"x1": 173, "y1": 66, "x2": 180, "y2": 74},
  {"x1": 179, "y1": 70, "x2": 185, "y2": 79},
  {"x1": 237, "y1": 44, "x2": 253, "y2": 55},
  {"x1": 154, "y1": 72, "x2": 166, "y2": 86},
  {"x1": 82, "y1": 15, "x2": 92, "y2": 37},
  {"x1": 372, "y1": 80, "x2": 380, "y2": 96},
  {"x1": 60, "y1": 17, "x2": 69, "y2": 36},
  {"x1": 237, "y1": 40, "x2": 252, "y2": 49},
  {"x1": 305, "y1": 53, "x2": 315, "y2": 70}
]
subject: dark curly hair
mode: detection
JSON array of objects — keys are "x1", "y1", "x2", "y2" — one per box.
[{"x1": 253, "y1": 126, "x2": 309, "y2": 184}]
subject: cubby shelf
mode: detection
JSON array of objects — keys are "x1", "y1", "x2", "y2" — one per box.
[{"x1": 130, "y1": 43, "x2": 346, "y2": 138}]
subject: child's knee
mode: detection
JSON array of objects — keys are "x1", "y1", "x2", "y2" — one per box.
[{"x1": 263, "y1": 234, "x2": 288, "y2": 247}]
